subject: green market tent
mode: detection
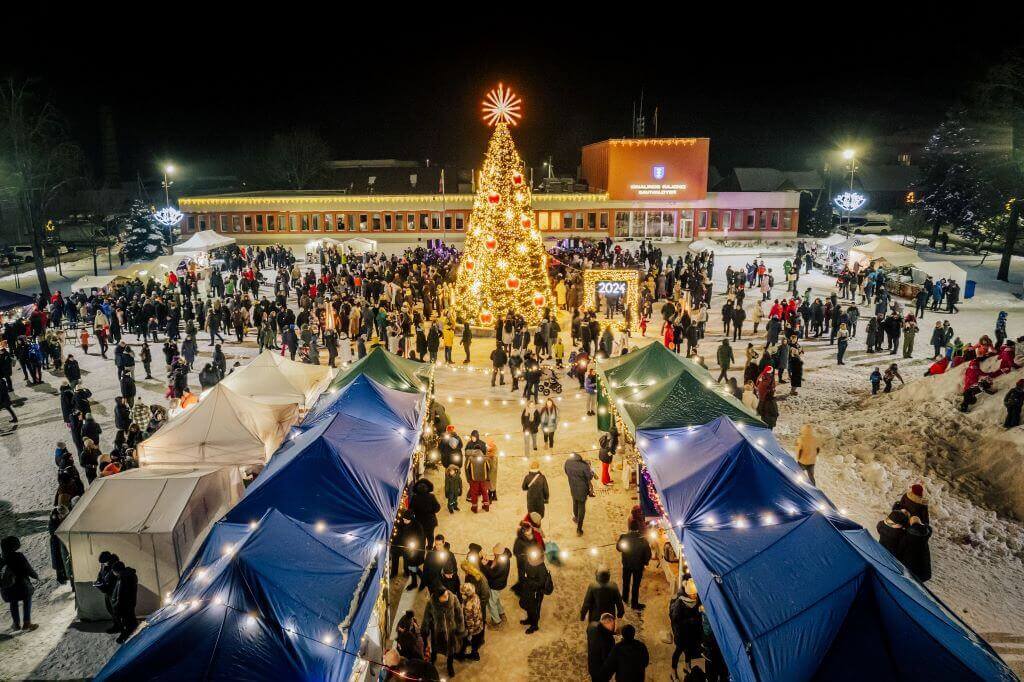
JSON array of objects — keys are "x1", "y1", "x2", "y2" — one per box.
[
  {"x1": 329, "y1": 346, "x2": 433, "y2": 394},
  {"x1": 598, "y1": 342, "x2": 765, "y2": 432}
]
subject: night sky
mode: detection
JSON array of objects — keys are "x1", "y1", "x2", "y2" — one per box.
[{"x1": 4, "y1": 25, "x2": 1021, "y2": 184}]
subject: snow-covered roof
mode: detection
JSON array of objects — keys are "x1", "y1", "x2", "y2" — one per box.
[{"x1": 176, "y1": 231, "x2": 236, "y2": 251}]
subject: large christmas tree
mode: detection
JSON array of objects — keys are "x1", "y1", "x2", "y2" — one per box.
[
  {"x1": 453, "y1": 85, "x2": 551, "y2": 327},
  {"x1": 121, "y1": 199, "x2": 166, "y2": 261}
]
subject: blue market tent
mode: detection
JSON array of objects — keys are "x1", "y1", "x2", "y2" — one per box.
[
  {"x1": 0, "y1": 288, "x2": 33, "y2": 311},
  {"x1": 225, "y1": 374, "x2": 423, "y2": 529},
  {"x1": 639, "y1": 417, "x2": 1015, "y2": 682},
  {"x1": 96, "y1": 510, "x2": 383, "y2": 682}
]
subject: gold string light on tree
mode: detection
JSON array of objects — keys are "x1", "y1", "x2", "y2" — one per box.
[{"x1": 454, "y1": 83, "x2": 552, "y2": 327}]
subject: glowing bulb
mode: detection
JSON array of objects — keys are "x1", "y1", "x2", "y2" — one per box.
[{"x1": 315, "y1": 521, "x2": 327, "y2": 533}]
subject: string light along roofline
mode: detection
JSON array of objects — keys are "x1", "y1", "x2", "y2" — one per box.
[{"x1": 482, "y1": 83, "x2": 522, "y2": 127}]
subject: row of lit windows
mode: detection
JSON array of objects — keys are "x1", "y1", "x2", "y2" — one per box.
[
  {"x1": 186, "y1": 211, "x2": 467, "y2": 234},
  {"x1": 184, "y1": 208, "x2": 796, "y2": 235}
]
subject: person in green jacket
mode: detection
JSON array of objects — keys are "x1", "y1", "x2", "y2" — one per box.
[{"x1": 716, "y1": 338, "x2": 734, "y2": 383}]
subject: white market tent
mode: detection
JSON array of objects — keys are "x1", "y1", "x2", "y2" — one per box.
[
  {"x1": 137, "y1": 384, "x2": 299, "y2": 467},
  {"x1": 909, "y1": 259, "x2": 968, "y2": 291},
  {"x1": 176, "y1": 230, "x2": 236, "y2": 252},
  {"x1": 342, "y1": 236, "x2": 378, "y2": 253},
  {"x1": 848, "y1": 236, "x2": 919, "y2": 269},
  {"x1": 56, "y1": 466, "x2": 243, "y2": 619},
  {"x1": 220, "y1": 349, "x2": 333, "y2": 409},
  {"x1": 821, "y1": 236, "x2": 870, "y2": 273}
]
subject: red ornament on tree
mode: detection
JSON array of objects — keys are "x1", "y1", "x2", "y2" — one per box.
[
  {"x1": 485, "y1": 238, "x2": 497, "y2": 250},
  {"x1": 479, "y1": 310, "x2": 493, "y2": 324},
  {"x1": 521, "y1": 218, "x2": 532, "y2": 229},
  {"x1": 506, "y1": 276, "x2": 520, "y2": 290},
  {"x1": 533, "y1": 292, "x2": 546, "y2": 307},
  {"x1": 512, "y1": 173, "x2": 523, "y2": 185},
  {"x1": 488, "y1": 192, "x2": 500, "y2": 204},
  {"x1": 465, "y1": 259, "x2": 475, "y2": 271}
]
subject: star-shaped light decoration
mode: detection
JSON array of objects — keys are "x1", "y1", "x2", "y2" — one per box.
[{"x1": 482, "y1": 83, "x2": 522, "y2": 127}]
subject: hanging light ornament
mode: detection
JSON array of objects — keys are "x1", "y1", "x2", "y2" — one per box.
[
  {"x1": 488, "y1": 191, "x2": 501, "y2": 204},
  {"x1": 506, "y1": 276, "x2": 520, "y2": 289}
]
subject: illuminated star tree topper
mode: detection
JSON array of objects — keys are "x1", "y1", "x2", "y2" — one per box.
[{"x1": 482, "y1": 83, "x2": 522, "y2": 127}]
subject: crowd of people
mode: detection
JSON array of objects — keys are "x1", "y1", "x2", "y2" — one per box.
[{"x1": 0, "y1": 231, "x2": 1019, "y2": 682}]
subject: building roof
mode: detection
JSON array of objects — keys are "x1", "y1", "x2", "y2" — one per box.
[
  {"x1": 717, "y1": 168, "x2": 823, "y2": 192},
  {"x1": 856, "y1": 164, "x2": 920, "y2": 193}
]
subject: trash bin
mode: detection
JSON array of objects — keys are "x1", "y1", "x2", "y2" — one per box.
[{"x1": 964, "y1": 280, "x2": 976, "y2": 299}]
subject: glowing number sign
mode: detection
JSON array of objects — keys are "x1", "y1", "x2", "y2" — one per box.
[
  {"x1": 833, "y1": 192, "x2": 867, "y2": 212},
  {"x1": 596, "y1": 281, "x2": 627, "y2": 296}
]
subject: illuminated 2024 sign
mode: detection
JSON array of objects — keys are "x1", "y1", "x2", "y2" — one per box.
[{"x1": 596, "y1": 281, "x2": 628, "y2": 295}]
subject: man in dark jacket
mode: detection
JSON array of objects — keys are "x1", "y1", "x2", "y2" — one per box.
[
  {"x1": 587, "y1": 613, "x2": 616, "y2": 681},
  {"x1": 481, "y1": 543, "x2": 511, "y2": 626},
  {"x1": 580, "y1": 568, "x2": 625, "y2": 622},
  {"x1": 111, "y1": 560, "x2": 138, "y2": 643},
  {"x1": 82, "y1": 414, "x2": 102, "y2": 448},
  {"x1": 617, "y1": 521, "x2": 653, "y2": 610},
  {"x1": 409, "y1": 478, "x2": 441, "y2": 545},
  {"x1": 601, "y1": 624, "x2": 649, "y2": 682},
  {"x1": 521, "y1": 461, "x2": 549, "y2": 518},
  {"x1": 564, "y1": 452, "x2": 596, "y2": 535},
  {"x1": 94, "y1": 551, "x2": 120, "y2": 628}
]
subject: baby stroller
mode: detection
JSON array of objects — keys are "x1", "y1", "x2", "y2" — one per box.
[{"x1": 539, "y1": 366, "x2": 563, "y2": 395}]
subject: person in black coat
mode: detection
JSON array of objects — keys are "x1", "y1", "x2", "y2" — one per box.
[
  {"x1": 877, "y1": 509, "x2": 909, "y2": 562},
  {"x1": 82, "y1": 414, "x2": 102, "y2": 448},
  {"x1": 59, "y1": 383, "x2": 75, "y2": 425},
  {"x1": 113, "y1": 397, "x2": 132, "y2": 436},
  {"x1": 480, "y1": 543, "x2": 512, "y2": 626},
  {"x1": 902, "y1": 518, "x2": 933, "y2": 582},
  {"x1": 1, "y1": 535, "x2": 38, "y2": 630},
  {"x1": 119, "y1": 373, "x2": 136, "y2": 405},
  {"x1": 601, "y1": 624, "x2": 649, "y2": 682},
  {"x1": 587, "y1": 613, "x2": 617, "y2": 682},
  {"x1": 94, "y1": 551, "x2": 120, "y2": 625},
  {"x1": 0, "y1": 381, "x2": 15, "y2": 423},
  {"x1": 409, "y1": 478, "x2": 441, "y2": 548},
  {"x1": 63, "y1": 355, "x2": 81, "y2": 385},
  {"x1": 110, "y1": 561, "x2": 138, "y2": 643},
  {"x1": 580, "y1": 568, "x2": 625, "y2": 622},
  {"x1": 617, "y1": 521, "x2": 653, "y2": 610},
  {"x1": 73, "y1": 386, "x2": 93, "y2": 416},
  {"x1": 521, "y1": 461, "x2": 549, "y2": 518},
  {"x1": 391, "y1": 510, "x2": 426, "y2": 589},
  {"x1": 519, "y1": 551, "x2": 552, "y2": 634}
]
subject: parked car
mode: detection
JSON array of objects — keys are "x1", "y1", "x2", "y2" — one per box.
[{"x1": 853, "y1": 220, "x2": 891, "y2": 235}]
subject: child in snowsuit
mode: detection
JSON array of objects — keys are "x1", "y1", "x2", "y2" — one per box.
[
  {"x1": 870, "y1": 368, "x2": 882, "y2": 395},
  {"x1": 444, "y1": 464, "x2": 462, "y2": 513}
]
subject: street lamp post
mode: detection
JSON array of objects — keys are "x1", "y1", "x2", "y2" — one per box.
[
  {"x1": 162, "y1": 164, "x2": 175, "y2": 207},
  {"x1": 841, "y1": 149, "x2": 856, "y2": 228}
]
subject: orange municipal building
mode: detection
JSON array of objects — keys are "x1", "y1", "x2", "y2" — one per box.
[{"x1": 178, "y1": 138, "x2": 799, "y2": 245}]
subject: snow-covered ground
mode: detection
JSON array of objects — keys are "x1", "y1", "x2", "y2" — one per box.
[{"x1": 2, "y1": 235, "x2": 1024, "y2": 679}]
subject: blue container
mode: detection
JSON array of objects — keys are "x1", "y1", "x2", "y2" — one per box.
[{"x1": 964, "y1": 280, "x2": 976, "y2": 299}]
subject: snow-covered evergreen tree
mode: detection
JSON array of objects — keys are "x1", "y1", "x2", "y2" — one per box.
[{"x1": 121, "y1": 199, "x2": 165, "y2": 261}]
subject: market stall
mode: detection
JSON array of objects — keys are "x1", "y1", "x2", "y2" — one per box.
[
  {"x1": 56, "y1": 466, "x2": 243, "y2": 620},
  {"x1": 220, "y1": 350, "x2": 333, "y2": 410},
  {"x1": 847, "y1": 236, "x2": 919, "y2": 270}
]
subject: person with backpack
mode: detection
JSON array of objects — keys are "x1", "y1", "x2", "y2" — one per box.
[{"x1": 1, "y1": 535, "x2": 38, "y2": 631}]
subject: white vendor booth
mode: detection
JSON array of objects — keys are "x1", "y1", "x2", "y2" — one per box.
[
  {"x1": 847, "y1": 237, "x2": 919, "y2": 270},
  {"x1": 137, "y1": 384, "x2": 298, "y2": 467},
  {"x1": 908, "y1": 259, "x2": 968, "y2": 291},
  {"x1": 56, "y1": 466, "x2": 243, "y2": 620},
  {"x1": 220, "y1": 349, "x2": 332, "y2": 409}
]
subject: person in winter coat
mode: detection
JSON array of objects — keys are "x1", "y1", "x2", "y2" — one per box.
[
  {"x1": 110, "y1": 560, "x2": 139, "y2": 642},
  {"x1": 119, "y1": 372, "x2": 137, "y2": 405},
  {"x1": 444, "y1": 464, "x2": 463, "y2": 513},
  {"x1": 587, "y1": 613, "x2": 617, "y2": 682},
  {"x1": 617, "y1": 520, "x2": 653, "y2": 610},
  {"x1": 113, "y1": 397, "x2": 132, "y2": 439},
  {"x1": 539, "y1": 399, "x2": 559, "y2": 449},
  {"x1": 457, "y1": 582, "x2": 486, "y2": 660},
  {"x1": 409, "y1": 478, "x2": 441, "y2": 546},
  {"x1": 0, "y1": 381, "x2": 15, "y2": 423},
  {"x1": 486, "y1": 440, "x2": 499, "y2": 503},
  {"x1": 391, "y1": 509, "x2": 426, "y2": 590},
  {"x1": 670, "y1": 580, "x2": 704, "y2": 675},
  {"x1": 394, "y1": 609, "x2": 425, "y2": 662},
  {"x1": 580, "y1": 567, "x2": 626, "y2": 622},
  {"x1": 795, "y1": 424, "x2": 820, "y2": 485},
  {"x1": 521, "y1": 403, "x2": 540, "y2": 455},
  {"x1": 598, "y1": 433, "x2": 615, "y2": 486},
  {"x1": 893, "y1": 484, "x2": 930, "y2": 526},
  {"x1": 512, "y1": 521, "x2": 541, "y2": 587},
  {"x1": 465, "y1": 443, "x2": 491, "y2": 513},
  {"x1": 902, "y1": 516, "x2": 933, "y2": 582},
  {"x1": 877, "y1": 509, "x2": 909, "y2": 561},
  {"x1": 564, "y1": 452, "x2": 596, "y2": 535},
  {"x1": 198, "y1": 363, "x2": 220, "y2": 390},
  {"x1": 422, "y1": 587, "x2": 464, "y2": 678},
  {"x1": 480, "y1": 544, "x2": 511, "y2": 626},
  {"x1": 755, "y1": 366, "x2": 778, "y2": 428},
  {"x1": 519, "y1": 550, "x2": 553, "y2": 634},
  {"x1": 601, "y1": 624, "x2": 649, "y2": 682},
  {"x1": 716, "y1": 338, "x2": 734, "y2": 382},
  {"x1": 522, "y1": 460, "x2": 550, "y2": 518},
  {"x1": 48, "y1": 506, "x2": 71, "y2": 585},
  {"x1": 1, "y1": 535, "x2": 38, "y2": 630},
  {"x1": 1005, "y1": 379, "x2": 1024, "y2": 428}
]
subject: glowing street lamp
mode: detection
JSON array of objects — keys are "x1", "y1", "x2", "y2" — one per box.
[
  {"x1": 162, "y1": 163, "x2": 175, "y2": 207},
  {"x1": 839, "y1": 148, "x2": 859, "y2": 228}
]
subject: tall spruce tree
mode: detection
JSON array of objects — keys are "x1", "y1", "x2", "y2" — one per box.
[{"x1": 121, "y1": 199, "x2": 165, "y2": 261}]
